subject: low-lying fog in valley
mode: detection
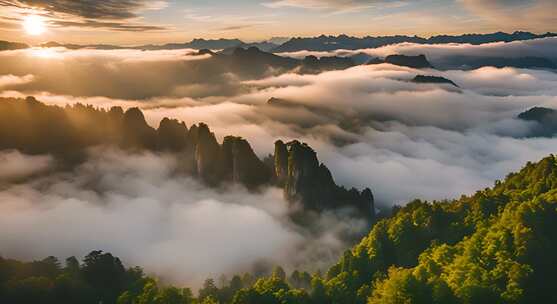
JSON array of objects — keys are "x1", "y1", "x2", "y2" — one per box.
[{"x1": 1, "y1": 38, "x2": 557, "y2": 286}]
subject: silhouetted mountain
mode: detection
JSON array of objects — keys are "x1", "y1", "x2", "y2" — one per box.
[
  {"x1": 0, "y1": 97, "x2": 375, "y2": 220},
  {"x1": 272, "y1": 31, "x2": 557, "y2": 52},
  {"x1": 268, "y1": 37, "x2": 291, "y2": 45},
  {"x1": 40, "y1": 41, "x2": 84, "y2": 49},
  {"x1": 368, "y1": 54, "x2": 433, "y2": 69},
  {"x1": 35, "y1": 31, "x2": 557, "y2": 54},
  {"x1": 202, "y1": 47, "x2": 355, "y2": 77},
  {"x1": 244, "y1": 41, "x2": 279, "y2": 52},
  {"x1": 0, "y1": 40, "x2": 28, "y2": 51},
  {"x1": 385, "y1": 54, "x2": 433, "y2": 68},
  {"x1": 39, "y1": 38, "x2": 277, "y2": 52},
  {"x1": 442, "y1": 56, "x2": 557, "y2": 70},
  {"x1": 518, "y1": 107, "x2": 557, "y2": 137},
  {"x1": 185, "y1": 38, "x2": 244, "y2": 49},
  {"x1": 230, "y1": 47, "x2": 298, "y2": 68},
  {"x1": 300, "y1": 55, "x2": 356, "y2": 73},
  {"x1": 412, "y1": 75, "x2": 458, "y2": 87}
]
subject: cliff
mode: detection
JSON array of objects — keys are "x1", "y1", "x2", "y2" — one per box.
[{"x1": 0, "y1": 97, "x2": 375, "y2": 220}]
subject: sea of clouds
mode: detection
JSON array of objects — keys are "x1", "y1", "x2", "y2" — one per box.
[{"x1": 0, "y1": 38, "x2": 556, "y2": 286}]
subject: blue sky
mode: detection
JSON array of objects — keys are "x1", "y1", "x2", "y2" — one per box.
[{"x1": 1, "y1": 0, "x2": 556, "y2": 44}]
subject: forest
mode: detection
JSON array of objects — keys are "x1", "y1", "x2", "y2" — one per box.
[{"x1": 2, "y1": 149, "x2": 556, "y2": 303}]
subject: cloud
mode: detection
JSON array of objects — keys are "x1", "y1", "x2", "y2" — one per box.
[
  {"x1": 0, "y1": 148, "x2": 362, "y2": 287},
  {"x1": 2, "y1": 42, "x2": 557, "y2": 278},
  {"x1": 279, "y1": 37, "x2": 557, "y2": 70},
  {"x1": 0, "y1": 0, "x2": 169, "y2": 31},
  {"x1": 0, "y1": 74, "x2": 34, "y2": 89},
  {"x1": 0, "y1": 150, "x2": 52, "y2": 182},
  {"x1": 4, "y1": 60, "x2": 556, "y2": 206},
  {"x1": 217, "y1": 25, "x2": 256, "y2": 32},
  {"x1": 263, "y1": 0, "x2": 407, "y2": 13},
  {"x1": 0, "y1": 48, "x2": 234, "y2": 99}
]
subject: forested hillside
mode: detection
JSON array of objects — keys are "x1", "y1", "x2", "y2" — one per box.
[{"x1": 1, "y1": 153, "x2": 556, "y2": 304}]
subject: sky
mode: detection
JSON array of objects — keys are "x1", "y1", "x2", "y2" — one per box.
[{"x1": 0, "y1": 0, "x2": 557, "y2": 45}]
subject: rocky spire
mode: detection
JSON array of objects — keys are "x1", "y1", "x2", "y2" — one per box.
[
  {"x1": 274, "y1": 140, "x2": 375, "y2": 219},
  {"x1": 222, "y1": 136, "x2": 271, "y2": 188},
  {"x1": 157, "y1": 118, "x2": 189, "y2": 151},
  {"x1": 121, "y1": 108, "x2": 157, "y2": 150},
  {"x1": 274, "y1": 140, "x2": 289, "y2": 186},
  {"x1": 195, "y1": 123, "x2": 221, "y2": 185}
]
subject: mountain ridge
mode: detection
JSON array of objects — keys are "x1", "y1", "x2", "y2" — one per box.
[
  {"x1": 272, "y1": 31, "x2": 557, "y2": 52},
  {"x1": 4, "y1": 31, "x2": 552, "y2": 53},
  {"x1": 0, "y1": 96, "x2": 375, "y2": 221}
]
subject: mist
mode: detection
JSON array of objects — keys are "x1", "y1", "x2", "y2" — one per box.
[
  {"x1": 1, "y1": 41, "x2": 557, "y2": 286},
  {"x1": 279, "y1": 37, "x2": 557, "y2": 69},
  {"x1": 0, "y1": 148, "x2": 363, "y2": 287}
]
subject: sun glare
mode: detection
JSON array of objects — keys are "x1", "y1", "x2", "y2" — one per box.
[{"x1": 23, "y1": 15, "x2": 46, "y2": 36}]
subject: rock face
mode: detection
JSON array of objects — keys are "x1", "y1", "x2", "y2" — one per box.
[
  {"x1": 221, "y1": 136, "x2": 271, "y2": 188},
  {"x1": 121, "y1": 108, "x2": 157, "y2": 150},
  {"x1": 194, "y1": 123, "x2": 222, "y2": 185},
  {"x1": 274, "y1": 140, "x2": 289, "y2": 186},
  {"x1": 274, "y1": 140, "x2": 375, "y2": 218},
  {"x1": 157, "y1": 118, "x2": 189, "y2": 151}
]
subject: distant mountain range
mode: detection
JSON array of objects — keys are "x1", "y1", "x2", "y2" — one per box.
[
  {"x1": 272, "y1": 31, "x2": 557, "y2": 52},
  {"x1": 1, "y1": 31, "x2": 554, "y2": 53},
  {"x1": 0, "y1": 40, "x2": 29, "y2": 51},
  {"x1": 39, "y1": 38, "x2": 280, "y2": 52},
  {"x1": 2, "y1": 33, "x2": 556, "y2": 72}
]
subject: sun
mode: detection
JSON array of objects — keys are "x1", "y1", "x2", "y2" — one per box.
[{"x1": 23, "y1": 15, "x2": 46, "y2": 36}]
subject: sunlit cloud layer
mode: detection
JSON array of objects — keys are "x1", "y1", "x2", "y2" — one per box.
[
  {"x1": 1, "y1": 42, "x2": 556, "y2": 205},
  {"x1": 1, "y1": 38, "x2": 557, "y2": 286},
  {"x1": 0, "y1": 149, "x2": 363, "y2": 287}
]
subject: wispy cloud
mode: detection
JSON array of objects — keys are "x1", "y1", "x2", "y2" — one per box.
[
  {"x1": 262, "y1": 0, "x2": 408, "y2": 14},
  {"x1": 0, "y1": 0, "x2": 170, "y2": 31}
]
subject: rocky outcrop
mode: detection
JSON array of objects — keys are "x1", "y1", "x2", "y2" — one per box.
[
  {"x1": 195, "y1": 123, "x2": 222, "y2": 185},
  {"x1": 275, "y1": 140, "x2": 375, "y2": 219},
  {"x1": 0, "y1": 97, "x2": 376, "y2": 220},
  {"x1": 121, "y1": 108, "x2": 157, "y2": 150},
  {"x1": 274, "y1": 140, "x2": 289, "y2": 186},
  {"x1": 157, "y1": 118, "x2": 189, "y2": 151},
  {"x1": 221, "y1": 136, "x2": 271, "y2": 188}
]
